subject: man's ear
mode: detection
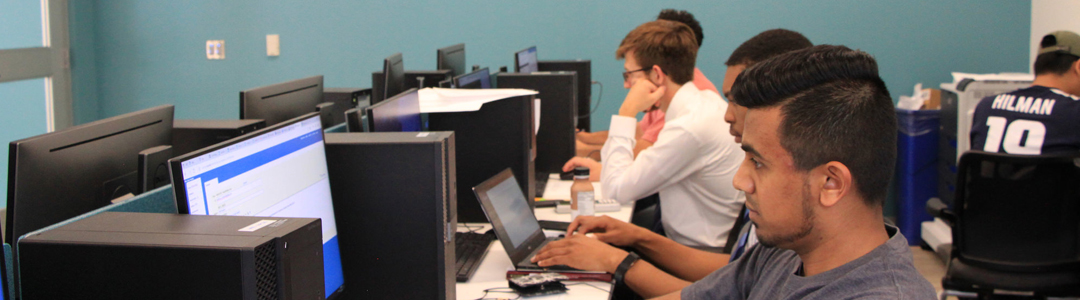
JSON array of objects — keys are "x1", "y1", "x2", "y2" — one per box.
[
  {"x1": 814, "y1": 162, "x2": 853, "y2": 207},
  {"x1": 651, "y1": 65, "x2": 667, "y2": 85}
]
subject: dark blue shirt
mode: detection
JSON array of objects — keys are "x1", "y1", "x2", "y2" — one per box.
[{"x1": 970, "y1": 85, "x2": 1080, "y2": 155}]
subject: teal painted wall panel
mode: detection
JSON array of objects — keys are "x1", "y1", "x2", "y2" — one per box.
[
  {"x1": 0, "y1": 0, "x2": 42, "y2": 49},
  {"x1": 69, "y1": 0, "x2": 101, "y2": 125},
  {"x1": 84, "y1": 0, "x2": 1030, "y2": 132}
]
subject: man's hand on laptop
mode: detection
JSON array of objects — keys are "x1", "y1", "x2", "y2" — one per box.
[
  {"x1": 531, "y1": 234, "x2": 628, "y2": 273},
  {"x1": 566, "y1": 215, "x2": 648, "y2": 247}
]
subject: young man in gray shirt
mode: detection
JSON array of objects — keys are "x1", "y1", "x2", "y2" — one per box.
[{"x1": 674, "y1": 45, "x2": 935, "y2": 299}]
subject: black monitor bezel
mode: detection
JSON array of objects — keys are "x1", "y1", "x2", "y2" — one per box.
[
  {"x1": 378, "y1": 53, "x2": 405, "y2": 106},
  {"x1": 168, "y1": 112, "x2": 343, "y2": 299},
  {"x1": 364, "y1": 88, "x2": 421, "y2": 132},
  {"x1": 436, "y1": 43, "x2": 466, "y2": 77},
  {"x1": 169, "y1": 112, "x2": 323, "y2": 214},
  {"x1": 452, "y1": 67, "x2": 490, "y2": 89},
  {"x1": 514, "y1": 46, "x2": 538, "y2": 73},
  {"x1": 472, "y1": 168, "x2": 547, "y2": 265}
]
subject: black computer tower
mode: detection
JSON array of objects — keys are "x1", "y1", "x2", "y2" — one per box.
[
  {"x1": 323, "y1": 87, "x2": 370, "y2": 126},
  {"x1": 172, "y1": 119, "x2": 266, "y2": 156},
  {"x1": 321, "y1": 87, "x2": 369, "y2": 127},
  {"x1": 324, "y1": 132, "x2": 456, "y2": 300},
  {"x1": 428, "y1": 95, "x2": 535, "y2": 223},
  {"x1": 496, "y1": 72, "x2": 577, "y2": 174},
  {"x1": 19, "y1": 212, "x2": 324, "y2": 300},
  {"x1": 539, "y1": 60, "x2": 591, "y2": 131}
]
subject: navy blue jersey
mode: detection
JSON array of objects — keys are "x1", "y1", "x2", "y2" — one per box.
[{"x1": 971, "y1": 85, "x2": 1080, "y2": 155}]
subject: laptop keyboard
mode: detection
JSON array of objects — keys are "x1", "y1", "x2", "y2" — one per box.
[{"x1": 455, "y1": 231, "x2": 496, "y2": 282}]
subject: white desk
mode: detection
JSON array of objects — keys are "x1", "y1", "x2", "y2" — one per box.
[{"x1": 456, "y1": 175, "x2": 633, "y2": 300}]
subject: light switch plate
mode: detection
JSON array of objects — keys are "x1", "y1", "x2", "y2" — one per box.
[
  {"x1": 206, "y1": 40, "x2": 225, "y2": 60},
  {"x1": 266, "y1": 34, "x2": 280, "y2": 57}
]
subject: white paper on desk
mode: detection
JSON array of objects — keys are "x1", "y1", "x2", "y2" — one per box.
[
  {"x1": 950, "y1": 72, "x2": 1034, "y2": 83},
  {"x1": 418, "y1": 87, "x2": 538, "y2": 113},
  {"x1": 534, "y1": 98, "x2": 541, "y2": 135}
]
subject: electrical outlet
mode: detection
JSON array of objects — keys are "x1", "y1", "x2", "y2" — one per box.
[
  {"x1": 266, "y1": 34, "x2": 280, "y2": 57},
  {"x1": 206, "y1": 40, "x2": 225, "y2": 60}
]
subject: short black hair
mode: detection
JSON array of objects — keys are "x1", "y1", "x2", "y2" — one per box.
[
  {"x1": 1034, "y1": 35, "x2": 1080, "y2": 75},
  {"x1": 731, "y1": 45, "x2": 896, "y2": 206},
  {"x1": 657, "y1": 9, "x2": 703, "y2": 48},
  {"x1": 725, "y1": 29, "x2": 813, "y2": 67}
]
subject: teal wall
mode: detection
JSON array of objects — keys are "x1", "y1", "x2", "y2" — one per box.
[
  {"x1": 69, "y1": 0, "x2": 101, "y2": 125},
  {"x1": 70, "y1": 0, "x2": 1032, "y2": 131},
  {"x1": 1, "y1": 0, "x2": 50, "y2": 207}
]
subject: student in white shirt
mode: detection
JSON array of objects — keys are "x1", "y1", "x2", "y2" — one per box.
[{"x1": 564, "y1": 19, "x2": 743, "y2": 250}]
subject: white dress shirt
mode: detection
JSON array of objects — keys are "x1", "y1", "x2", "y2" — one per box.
[{"x1": 600, "y1": 82, "x2": 745, "y2": 249}]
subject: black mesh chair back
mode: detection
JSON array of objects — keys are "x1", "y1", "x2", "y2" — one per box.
[{"x1": 953, "y1": 151, "x2": 1080, "y2": 272}]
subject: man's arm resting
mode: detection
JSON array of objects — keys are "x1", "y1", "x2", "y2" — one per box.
[
  {"x1": 623, "y1": 259, "x2": 692, "y2": 298},
  {"x1": 634, "y1": 231, "x2": 729, "y2": 282}
]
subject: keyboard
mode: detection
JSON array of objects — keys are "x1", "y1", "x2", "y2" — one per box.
[
  {"x1": 554, "y1": 198, "x2": 622, "y2": 213},
  {"x1": 455, "y1": 231, "x2": 496, "y2": 282}
]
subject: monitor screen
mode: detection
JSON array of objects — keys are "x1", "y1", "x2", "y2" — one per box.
[
  {"x1": 240, "y1": 76, "x2": 324, "y2": 127},
  {"x1": 515, "y1": 46, "x2": 538, "y2": 73},
  {"x1": 6, "y1": 105, "x2": 174, "y2": 243},
  {"x1": 170, "y1": 114, "x2": 344, "y2": 298},
  {"x1": 379, "y1": 53, "x2": 405, "y2": 105},
  {"x1": 486, "y1": 173, "x2": 539, "y2": 248},
  {"x1": 436, "y1": 43, "x2": 466, "y2": 77},
  {"x1": 365, "y1": 88, "x2": 421, "y2": 132},
  {"x1": 452, "y1": 67, "x2": 490, "y2": 89}
]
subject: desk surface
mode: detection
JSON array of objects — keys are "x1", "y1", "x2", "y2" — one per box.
[{"x1": 456, "y1": 175, "x2": 632, "y2": 300}]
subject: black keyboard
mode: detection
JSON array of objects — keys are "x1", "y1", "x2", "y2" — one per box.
[{"x1": 455, "y1": 231, "x2": 496, "y2": 282}]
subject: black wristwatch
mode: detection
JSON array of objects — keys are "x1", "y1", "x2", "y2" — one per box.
[{"x1": 614, "y1": 251, "x2": 641, "y2": 283}]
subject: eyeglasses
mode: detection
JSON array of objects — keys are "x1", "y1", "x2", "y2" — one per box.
[{"x1": 622, "y1": 66, "x2": 652, "y2": 82}]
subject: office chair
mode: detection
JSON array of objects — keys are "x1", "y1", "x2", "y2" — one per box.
[{"x1": 927, "y1": 151, "x2": 1080, "y2": 299}]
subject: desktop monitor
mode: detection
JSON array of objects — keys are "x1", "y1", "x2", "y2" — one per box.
[
  {"x1": 169, "y1": 113, "x2": 345, "y2": 299},
  {"x1": 436, "y1": 43, "x2": 466, "y2": 77},
  {"x1": 452, "y1": 67, "x2": 491, "y2": 89},
  {"x1": 514, "y1": 46, "x2": 538, "y2": 73},
  {"x1": 376, "y1": 53, "x2": 405, "y2": 105},
  {"x1": 240, "y1": 75, "x2": 324, "y2": 127},
  {"x1": 6, "y1": 105, "x2": 174, "y2": 243},
  {"x1": 364, "y1": 88, "x2": 422, "y2": 132}
]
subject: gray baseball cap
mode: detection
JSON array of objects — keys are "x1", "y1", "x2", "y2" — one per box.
[{"x1": 1038, "y1": 30, "x2": 1080, "y2": 58}]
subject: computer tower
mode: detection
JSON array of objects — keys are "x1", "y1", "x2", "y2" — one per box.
[
  {"x1": 172, "y1": 119, "x2": 266, "y2": 156},
  {"x1": 324, "y1": 88, "x2": 370, "y2": 117},
  {"x1": 496, "y1": 72, "x2": 577, "y2": 174},
  {"x1": 19, "y1": 212, "x2": 324, "y2": 300},
  {"x1": 428, "y1": 95, "x2": 535, "y2": 223},
  {"x1": 539, "y1": 60, "x2": 591, "y2": 131},
  {"x1": 323, "y1": 88, "x2": 370, "y2": 126},
  {"x1": 324, "y1": 132, "x2": 456, "y2": 300}
]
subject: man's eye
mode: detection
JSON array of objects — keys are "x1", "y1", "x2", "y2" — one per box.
[{"x1": 749, "y1": 157, "x2": 763, "y2": 168}]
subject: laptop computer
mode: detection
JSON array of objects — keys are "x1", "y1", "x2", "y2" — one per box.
[{"x1": 473, "y1": 168, "x2": 576, "y2": 271}]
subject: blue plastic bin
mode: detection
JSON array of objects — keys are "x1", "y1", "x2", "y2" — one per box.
[{"x1": 895, "y1": 108, "x2": 939, "y2": 245}]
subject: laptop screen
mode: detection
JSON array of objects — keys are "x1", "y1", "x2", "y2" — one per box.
[{"x1": 485, "y1": 175, "x2": 540, "y2": 248}]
